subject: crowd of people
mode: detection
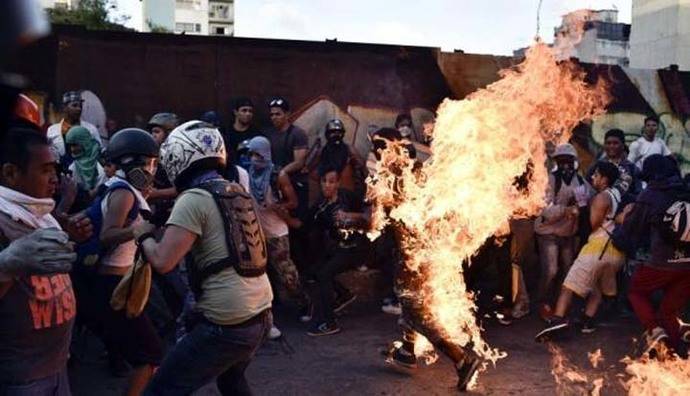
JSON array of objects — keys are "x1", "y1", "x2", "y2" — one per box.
[{"x1": 2, "y1": 87, "x2": 690, "y2": 396}]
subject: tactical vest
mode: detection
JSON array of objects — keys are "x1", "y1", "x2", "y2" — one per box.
[{"x1": 186, "y1": 179, "x2": 268, "y2": 299}]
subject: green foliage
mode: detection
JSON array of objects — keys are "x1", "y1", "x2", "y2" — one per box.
[
  {"x1": 46, "y1": 0, "x2": 131, "y2": 31},
  {"x1": 147, "y1": 19, "x2": 172, "y2": 34}
]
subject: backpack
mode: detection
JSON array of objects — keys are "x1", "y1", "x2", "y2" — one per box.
[
  {"x1": 74, "y1": 180, "x2": 141, "y2": 270},
  {"x1": 186, "y1": 179, "x2": 267, "y2": 299}
]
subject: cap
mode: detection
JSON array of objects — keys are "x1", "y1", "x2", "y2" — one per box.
[{"x1": 233, "y1": 97, "x2": 254, "y2": 110}]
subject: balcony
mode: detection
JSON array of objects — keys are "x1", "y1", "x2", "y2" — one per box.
[{"x1": 209, "y1": 3, "x2": 233, "y2": 22}]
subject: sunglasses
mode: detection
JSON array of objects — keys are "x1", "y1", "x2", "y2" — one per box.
[{"x1": 269, "y1": 99, "x2": 284, "y2": 107}]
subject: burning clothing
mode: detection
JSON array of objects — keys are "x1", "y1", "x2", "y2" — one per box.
[{"x1": 534, "y1": 171, "x2": 589, "y2": 237}]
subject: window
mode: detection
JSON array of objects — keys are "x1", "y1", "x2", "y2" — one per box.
[
  {"x1": 215, "y1": 27, "x2": 225, "y2": 35},
  {"x1": 175, "y1": 22, "x2": 201, "y2": 33},
  {"x1": 209, "y1": 4, "x2": 231, "y2": 20}
]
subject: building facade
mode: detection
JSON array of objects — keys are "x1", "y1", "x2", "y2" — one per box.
[
  {"x1": 629, "y1": 0, "x2": 690, "y2": 70},
  {"x1": 553, "y1": 9, "x2": 630, "y2": 66}
]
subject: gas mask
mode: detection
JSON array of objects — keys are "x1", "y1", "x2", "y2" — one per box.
[
  {"x1": 124, "y1": 157, "x2": 157, "y2": 191},
  {"x1": 326, "y1": 129, "x2": 344, "y2": 145}
]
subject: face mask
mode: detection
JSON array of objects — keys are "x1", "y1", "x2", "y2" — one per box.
[
  {"x1": 127, "y1": 167, "x2": 155, "y2": 191},
  {"x1": 251, "y1": 156, "x2": 269, "y2": 170},
  {"x1": 326, "y1": 131, "x2": 344, "y2": 145},
  {"x1": 398, "y1": 126, "x2": 413, "y2": 138}
]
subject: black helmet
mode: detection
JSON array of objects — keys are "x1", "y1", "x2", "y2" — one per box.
[
  {"x1": 325, "y1": 119, "x2": 345, "y2": 132},
  {"x1": 237, "y1": 139, "x2": 251, "y2": 154},
  {"x1": 147, "y1": 112, "x2": 180, "y2": 132},
  {"x1": 107, "y1": 128, "x2": 159, "y2": 166}
]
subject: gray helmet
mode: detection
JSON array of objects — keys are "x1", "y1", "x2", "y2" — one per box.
[
  {"x1": 325, "y1": 119, "x2": 345, "y2": 132},
  {"x1": 147, "y1": 112, "x2": 180, "y2": 132},
  {"x1": 107, "y1": 128, "x2": 159, "y2": 166}
]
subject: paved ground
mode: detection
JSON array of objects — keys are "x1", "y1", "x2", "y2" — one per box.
[{"x1": 69, "y1": 300, "x2": 642, "y2": 395}]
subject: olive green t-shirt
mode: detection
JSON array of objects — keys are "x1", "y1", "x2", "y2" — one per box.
[{"x1": 167, "y1": 188, "x2": 273, "y2": 325}]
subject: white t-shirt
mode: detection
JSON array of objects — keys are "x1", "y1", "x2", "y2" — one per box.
[
  {"x1": 627, "y1": 136, "x2": 672, "y2": 170},
  {"x1": 46, "y1": 120, "x2": 102, "y2": 159}
]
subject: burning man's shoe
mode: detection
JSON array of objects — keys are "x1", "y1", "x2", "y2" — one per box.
[
  {"x1": 307, "y1": 321, "x2": 341, "y2": 337},
  {"x1": 385, "y1": 345, "x2": 417, "y2": 369},
  {"x1": 535, "y1": 317, "x2": 569, "y2": 342},
  {"x1": 456, "y1": 355, "x2": 481, "y2": 392}
]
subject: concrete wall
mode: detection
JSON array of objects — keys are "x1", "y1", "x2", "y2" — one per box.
[{"x1": 630, "y1": 0, "x2": 690, "y2": 70}]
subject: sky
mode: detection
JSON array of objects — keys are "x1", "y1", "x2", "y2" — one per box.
[{"x1": 117, "y1": 0, "x2": 632, "y2": 56}]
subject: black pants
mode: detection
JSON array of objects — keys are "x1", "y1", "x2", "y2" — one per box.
[
  {"x1": 315, "y1": 244, "x2": 366, "y2": 323},
  {"x1": 96, "y1": 273, "x2": 164, "y2": 367},
  {"x1": 289, "y1": 179, "x2": 310, "y2": 274}
]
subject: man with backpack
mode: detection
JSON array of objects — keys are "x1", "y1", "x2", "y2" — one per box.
[
  {"x1": 535, "y1": 161, "x2": 622, "y2": 340},
  {"x1": 534, "y1": 143, "x2": 591, "y2": 321},
  {"x1": 135, "y1": 121, "x2": 273, "y2": 395},
  {"x1": 616, "y1": 154, "x2": 690, "y2": 356},
  {"x1": 91, "y1": 128, "x2": 163, "y2": 395}
]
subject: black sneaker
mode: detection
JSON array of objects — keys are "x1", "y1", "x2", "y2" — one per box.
[
  {"x1": 385, "y1": 345, "x2": 417, "y2": 369},
  {"x1": 456, "y1": 355, "x2": 481, "y2": 392},
  {"x1": 334, "y1": 292, "x2": 357, "y2": 314},
  {"x1": 580, "y1": 317, "x2": 597, "y2": 334},
  {"x1": 307, "y1": 321, "x2": 341, "y2": 337},
  {"x1": 535, "y1": 317, "x2": 570, "y2": 342}
]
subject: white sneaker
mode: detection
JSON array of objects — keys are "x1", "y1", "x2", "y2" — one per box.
[
  {"x1": 382, "y1": 303, "x2": 402, "y2": 315},
  {"x1": 268, "y1": 325, "x2": 282, "y2": 340},
  {"x1": 357, "y1": 265, "x2": 369, "y2": 272},
  {"x1": 643, "y1": 326, "x2": 669, "y2": 355}
]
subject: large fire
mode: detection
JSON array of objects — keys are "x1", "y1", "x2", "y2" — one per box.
[{"x1": 367, "y1": 40, "x2": 610, "y2": 371}]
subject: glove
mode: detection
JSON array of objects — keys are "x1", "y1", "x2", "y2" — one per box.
[
  {"x1": 574, "y1": 185, "x2": 590, "y2": 208},
  {"x1": 0, "y1": 228, "x2": 76, "y2": 278}
]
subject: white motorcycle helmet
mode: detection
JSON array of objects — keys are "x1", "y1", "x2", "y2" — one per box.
[{"x1": 160, "y1": 120, "x2": 227, "y2": 188}]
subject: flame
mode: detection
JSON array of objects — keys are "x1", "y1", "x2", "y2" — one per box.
[
  {"x1": 367, "y1": 39, "x2": 610, "y2": 370},
  {"x1": 553, "y1": 9, "x2": 594, "y2": 60},
  {"x1": 549, "y1": 344, "x2": 605, "y2": 396},
  {"x1": 588, "y1": 349, "x2": 604, "y2": 369},
  {"x1": 623, "y1": 345, "x2": 690, "y2": 395}
]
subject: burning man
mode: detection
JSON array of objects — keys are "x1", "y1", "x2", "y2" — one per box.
[
  {"x1": 536, "y1": 161, "x2": 622, "y2": 340},
  {"x1": 373, "y1": 128, "x2": 480, "y2": 391}
]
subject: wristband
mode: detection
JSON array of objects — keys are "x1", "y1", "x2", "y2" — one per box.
[{"x1": 136, "y1": 231, "x2": 155, "y2": 246}]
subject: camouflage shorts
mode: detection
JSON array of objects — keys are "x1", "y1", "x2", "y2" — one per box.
[{"x1": 267, "y1": 235, "x2": 304, "y2": 301}]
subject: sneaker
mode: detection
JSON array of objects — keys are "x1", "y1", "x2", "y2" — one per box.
[
  {"x1": 307, "y1": 321, "x2": 341, "y2": 337},
  {"x1": 511, "y1": 302, "x2": 530, "y2": 319},
  {"x1": 334, "y1": 292, "x2": 357, "y2": 314},
  {"x1": 535, "y1": 317, "x2": 570, "y2": 342},
  {"x1": 299, "y1": 302, "x2": 314, "y2": 323},
  {"x1": 580, "y1": 317, "x2": 597, "y2": 334},
  {"x1": 382, "y1": 296, "x2": 395, "y2": 305},
  {"x1": 539, "y1": 304, "x2": 553, "y2": 323},
  {"x1": 268, "y1": 325, "x2": 283, "y2": 340},
  {"x1": 456, "y1": 355, "x2": 481, "y2": 392},
  {"x1": 382, "y1": 302, "x2": 402, "y2": 315},
  {"x1": 385, "y1": 345, "x2": 417, "y2": 369},
  {"x1": 357, "y1": 264, "x2": 369, "y2": 272},
  {"x1": 680, "y1": 321, "x2": 690, "y2": 343},
  {"x1": 496, "y1": 308, "x2": 513, "y2": 326},
  {"x1": 643, "y1": 326, "x2": 669, "y2": 357}
]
